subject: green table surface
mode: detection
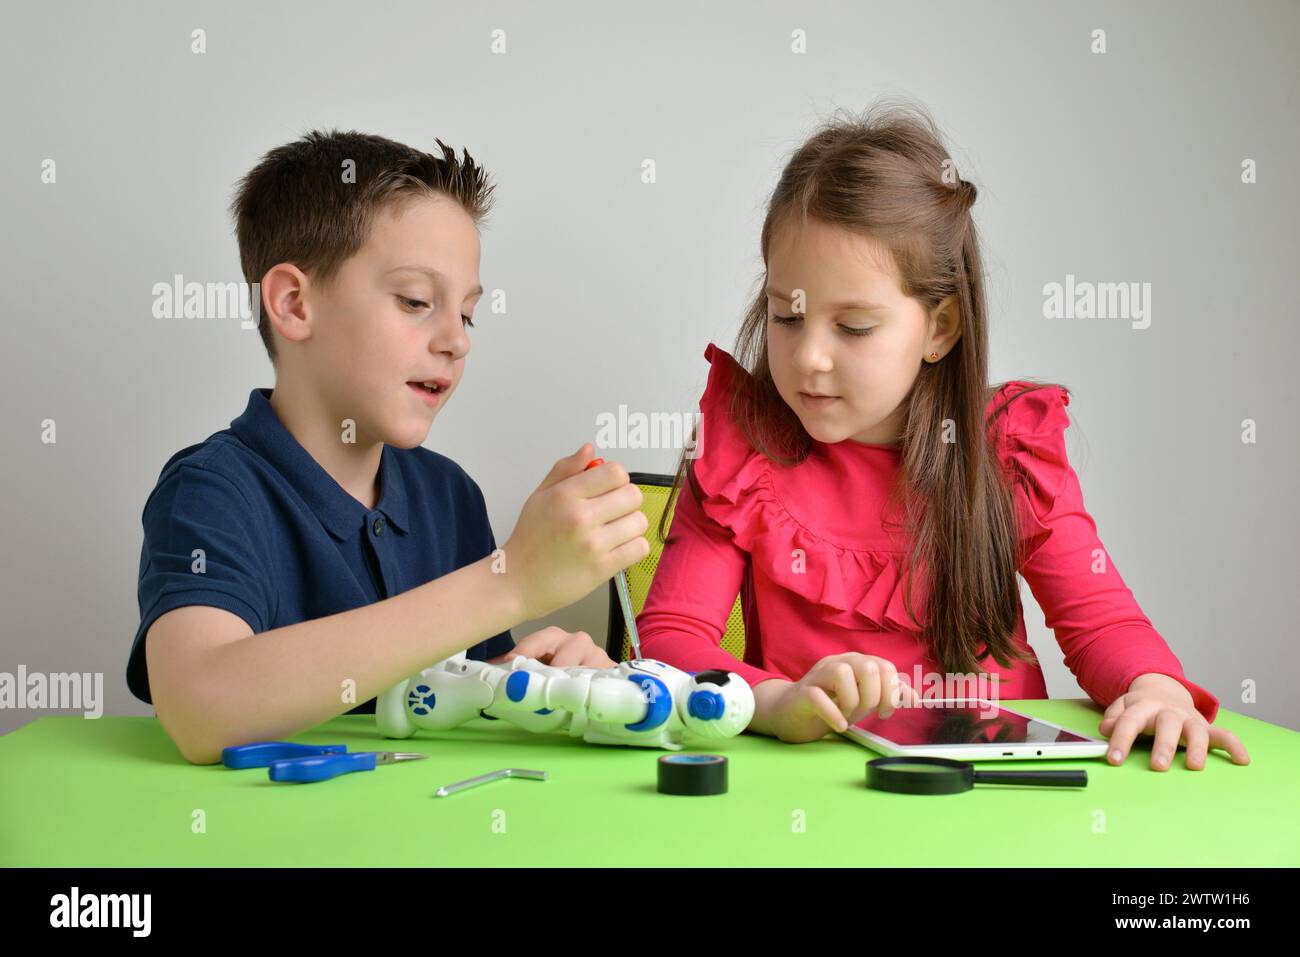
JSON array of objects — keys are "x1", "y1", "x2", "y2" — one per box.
[{"x1": 2, "y1": 698, "x2": 1294, "y2": 867}]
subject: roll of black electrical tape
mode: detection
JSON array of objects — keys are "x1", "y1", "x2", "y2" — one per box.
[{"x1": 657, "y1": 753, "x2": 728, "y2": 795}]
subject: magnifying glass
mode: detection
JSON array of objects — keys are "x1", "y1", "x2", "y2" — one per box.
[{"x1": 866, "y1": 756, "x2": 1087, "y2": 794}]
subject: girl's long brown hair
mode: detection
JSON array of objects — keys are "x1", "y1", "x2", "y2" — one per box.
[{"x1": 660, "y1": 99, "x2": 1069, "y2": 679}]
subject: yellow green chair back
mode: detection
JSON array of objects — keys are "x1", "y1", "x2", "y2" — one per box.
[{"x1": 607, "y1": 473, "x2": 746, "y2": 662}]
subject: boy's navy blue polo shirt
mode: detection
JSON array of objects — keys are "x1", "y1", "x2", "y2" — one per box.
[{"x1": 127, "y1": 387, "x2": 515, "y2": 712}]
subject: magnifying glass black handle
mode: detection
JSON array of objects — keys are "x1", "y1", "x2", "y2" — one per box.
[{"x1": 972, "y1": 769, "x2": 1087, "y2": 787}]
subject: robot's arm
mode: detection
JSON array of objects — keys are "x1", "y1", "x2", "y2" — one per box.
[
  {"x1": 491, "y1": 660, "x2": 755, "y2": 745},
  {"x1": 489, "y1": 661, "x2": 649, "y2": 725}
]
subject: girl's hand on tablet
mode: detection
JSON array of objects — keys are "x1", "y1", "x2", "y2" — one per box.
[
  {"x1": 500, "y1": 443, "x2": 650, "y2": 620},
  {"x1": 763, "y1": 653, "x2": 922, "y2": 744},
  {"x1": 1100, "y1": 672, "x2": 1250, "y2": 771}
]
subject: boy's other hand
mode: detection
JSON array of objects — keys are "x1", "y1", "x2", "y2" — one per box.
[{"x1": 487, "y1": 625, "x2": 615, "y2": 668}]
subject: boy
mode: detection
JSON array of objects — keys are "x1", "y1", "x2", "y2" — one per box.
[{"x1": 127, "y1": 130, "x2": 650, "y2": 764}]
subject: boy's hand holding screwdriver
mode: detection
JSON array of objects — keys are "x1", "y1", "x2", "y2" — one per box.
[{"x1": 500, "y1": 443, "x2": 650, "y2": 624}]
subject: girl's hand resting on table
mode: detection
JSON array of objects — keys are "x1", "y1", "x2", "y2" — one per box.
[
  {"x1": 763, "y1": 653, "x2": 923, "y2": 744},
  {"x1": 487, "y1": 626, "x2": 615, "y2": 669},
  {"x1": 500, "y1": 443, "x2": 649, "y2": 621},
  {"x1": 1100, "y1": 672, "x2": 1250, "y2": 771}
]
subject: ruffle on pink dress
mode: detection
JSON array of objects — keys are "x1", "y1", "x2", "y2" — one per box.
[{"x1": 637, "y1": 343, "x2": 1218, "y2": 723}]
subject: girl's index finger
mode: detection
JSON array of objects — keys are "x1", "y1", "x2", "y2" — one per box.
[
  {"x1": 896, "y1": 678, "x2": 923, "y2": 709},
  {"x1": 808, "y1": 685, "x2": 849, "y2": 734}
]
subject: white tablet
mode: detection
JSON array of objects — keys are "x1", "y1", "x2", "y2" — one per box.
[{"x1": 837, "y1": 698, "x2": 1110, "y2": 761}]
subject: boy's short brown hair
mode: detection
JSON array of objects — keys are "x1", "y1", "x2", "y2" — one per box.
[{"x1": 230, "y1": 129, "x2": 495, "y2": 364}]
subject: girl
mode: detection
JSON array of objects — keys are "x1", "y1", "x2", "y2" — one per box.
[{"x1": 636, "y1": 102, "x2": 1249, "y2": 773}]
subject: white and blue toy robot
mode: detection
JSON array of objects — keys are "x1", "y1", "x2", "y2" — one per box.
[{"x1": 376, "y1": 654, "x2": 754, "y2": 751}]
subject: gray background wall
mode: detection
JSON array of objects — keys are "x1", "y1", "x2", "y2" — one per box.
[{"x1": 2, "y1": 0, "x2": 1296, "y2": 735}]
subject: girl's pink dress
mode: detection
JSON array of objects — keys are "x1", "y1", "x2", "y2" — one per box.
[{"x1": 636, "y1": 343, "x2": 1218, "y2": 722}]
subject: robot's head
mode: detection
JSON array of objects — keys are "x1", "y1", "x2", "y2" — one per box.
[{"x1": 680, "y1": 670, "x2": 755, "y2": 738}]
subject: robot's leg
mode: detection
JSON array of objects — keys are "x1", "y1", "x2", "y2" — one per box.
[
  {"x1": 378, "y1": 662, "x2": 496, "y2": 736},
  {"x1": 404, "y1": 668, "x2": 495, "y2": 730},
  {"x1": 376, "y1": 677, "x2": 416, "y2": 739}
]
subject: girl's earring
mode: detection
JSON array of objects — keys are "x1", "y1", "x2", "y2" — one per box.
[{"x1": 928, "y1": 352, "x2": 939, "y2": 361}]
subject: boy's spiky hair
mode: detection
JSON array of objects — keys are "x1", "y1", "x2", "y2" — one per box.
[{"x1": 229, "y1": 129, "x2": 495, "y2": 364}]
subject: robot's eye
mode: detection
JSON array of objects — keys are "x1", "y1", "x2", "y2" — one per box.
[{"x1": 693, "y1": 669, "x2": 731, "y2": 687}]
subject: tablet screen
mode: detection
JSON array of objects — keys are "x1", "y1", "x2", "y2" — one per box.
[{"x1": 852, "y1": 700, "x2": 1093, "y2": 746}]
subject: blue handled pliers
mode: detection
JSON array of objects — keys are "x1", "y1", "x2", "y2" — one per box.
[{"x1": 221, "y1": 741, "x2": 428, "y2": 783}]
